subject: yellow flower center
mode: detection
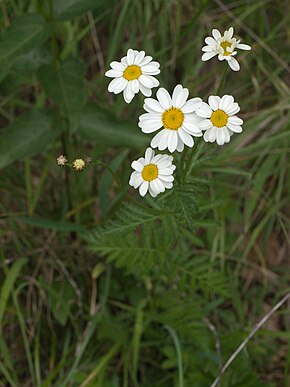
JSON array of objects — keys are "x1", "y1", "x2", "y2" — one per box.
[
  {"x1": 220, "y1": 41, "x2": 232, "y2": 56},
  {"x1": 162, "y1": 108, "x2": 184, "y2": 130},
  {"x1": 142, "y1": 164, "x2": 158, "y2": 182},
  {"x1": 73, "y1": 159, "x2": 86, "y2": 171},
  {"x1": 210, "y1": 109, "x2": 228, "y2": 128},
  {"x1": 123, "y1": 65, "x2": 142, "y2": 80}
]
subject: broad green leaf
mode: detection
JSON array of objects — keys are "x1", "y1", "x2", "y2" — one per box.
[
  {"x1": 0, "y1": 14, "x2": 51, "y2": 69},
  {"x1": 12, "y1": 46, "x2": 51, "y2": 71},
  {"x1": 53, "y1": 0, "x2": 108, "y2": 20},
  {"x1": 0, "y1": 110, "x2": 58, "y2": 169},
  {"x1": 39, "y1": 57, "x2": 85, "y2": 131},
  {"x1": 78, "y1": 104, "x2": 148, "y2": 148}
]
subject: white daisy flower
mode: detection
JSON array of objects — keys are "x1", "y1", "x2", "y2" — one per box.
[
  {"x1": 196, "y1": 95, "x2": 243, "y2": 146},
  {"x1": 129, "y1": 148, "x2": 176, "y2": 197},
  {"x1": 105, "y1": 49, "x2": 160, "y2": 103},
  {"x1": 201, "y1": 27, "x2": 251, "y2": 71},
  {"x1": 138, "y1": 84, "x2": 203, "y2": 153}
]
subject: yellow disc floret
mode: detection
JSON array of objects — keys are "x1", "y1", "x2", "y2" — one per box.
[
  {"x1": 123, "y1": 65, "x2": 142, "y2": 80},
  {"x1": 162, "y1": 108, "x2": 184, "y2": 130},
  {"x1": 142, "y1": 164, "x2": 158, "y2": 182},
  {"x1": 210, "y1": 109, "x2": 229, "y2": 128},
  {"x1": 72, "y1": 158, "x2": 86, "y2": 171},
  {"x1": 220, "y1": 41, "x2": 232, "y2": 56}
]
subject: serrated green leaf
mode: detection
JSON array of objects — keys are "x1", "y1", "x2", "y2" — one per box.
[
  {"x1": 0, "y1": 110, "x2": 58, "y2": 169},
  {"x1": 0, "y1": 14, "x2": 51, "y2": 69},
  {"x1": 39, "y1": 57, "x2": 85, "y2": 131},
  {"x1": 53, "y1": 0, "x2": 108, "y2": 20},
  {"x1": 78, "y1": 104, "x2": 148, "y2": 148}
]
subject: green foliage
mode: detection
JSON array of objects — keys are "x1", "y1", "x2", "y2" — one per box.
[
  {"x1": 39, "y1": 57, "x2": 86, "y2": 130},
  {"x1": 0, "y1": 110, "x2": 58, "y2": 168},
  {"x1": 53, "y1": 0, "x2": 109, "y2": 21},
  {"x1": 0, "y1": 14, "x2": 51, "y2": 69},
  {"x1": 78, "y1": 104, "x2": 148, "y2": 148},
  {"x1": 0, "y1": 0, "x2": 289, "y2": 386}
]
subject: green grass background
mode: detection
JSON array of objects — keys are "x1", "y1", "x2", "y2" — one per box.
[{"x1": 0, "y1": 0, "x2": 289, "y2": 386}]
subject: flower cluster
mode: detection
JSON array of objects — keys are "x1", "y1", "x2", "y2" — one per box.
[{"x1": 105, "y1": 27, "x2": 251, "y2": 197}]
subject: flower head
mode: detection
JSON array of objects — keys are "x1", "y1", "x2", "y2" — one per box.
[
  {"x1": 201, "y1": 27, "x2": 251, "y2": 71},
  {"x1": 105, "y1": 49, "x2": 160, "y2": 103},
  {"x1": 138, "y1": 85, "x2": 203, "y2": 153},
  {"x1": 129, "y1": 148, "x2": 176, "y2": 197},
  {"x1": 72, "y1": 158, "x2": 86, "y2": 171},
  {"x1": 196, "y1": 95, "x2": 243, "y2": 146},
  {"x1": 56, "y1": 155, "x2": 67, "y2": 166}
]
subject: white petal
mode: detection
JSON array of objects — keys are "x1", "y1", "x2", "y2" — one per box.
[
  {"x1": 145, "y1": 147, "x2": 154, "y2": 163},
  {"x1": 198, "y1": 119, "x2": 212, "y2": 131},
  {"x1": 216, "y1": 128, "x2": 226, "y2": 145},
  {"x1": 202, "y1": 51, "x2": 217, "y2": 61},
  {"x1": 138, "y1": 74, "x2": 153, "y2": 88},
  {"x1": 158, "y1": 174, "x2": 174, "y2": 183},
  {"x1": 155, "y1": 178, "x2": 165, "y2": 192},
  {"x1": 182, "y1": 98, "x2": 202, "y2": 113},
  {"x1": 129, "y1": 171, "x2": 139, "y2": 185},
  {"x1": 157, "y1": 88, "x2": 172, "y2": 110},
  {"x1": 139, "y1": 55, "x2": 153, "y2": 67},
  {"x1": 110, "y1": 61, "x2": 126, "y2": 71},
  {"x1": 151, "y1": 129, "x2": 168, "y2": 150},
  {"x1": 182, "y1": 119, "x2": 202, "y2": 135},
  {"x1": 178, "y1": 128, "x2": 194, "y2": 147},
  {"x1": 172, "y1": 85, "x2": 183, "y2": 106},
  {"x1": 127, "y1": 49, "x2": 135, "y2": 65},
  {"x1": 124, "y1": 82, "x2": 134, "y2": 103},
  {"x1": 205, "y1": 37, "x2": 217, "y2": 46},
  {"x1": 141, "y1": 64, "x2": 160, "y2": 74},
  {"x1": 225, "y1": 102, "x2": 240, "y2": 115},
  {"x1": 144, "y1": 98, "x2": 164, "y2": 113},
  {"x1": 131, "y1": 79, "x2": 139, "y2": 93},
  {"x1": 139, "y1": 181, "x2": 149, "y2": 197},
  {"x1": 132, "y1": 175, "x2": 143, "y2": 189},
  {"x1": 168, "y1": 131, "x2": 178, "y2": 153},
  {"x1": 237, "y1": 43, "x2": 251, "y2": 50},
  {"x1": 176, "y1": 136, "x2": 185, "y2": 152},
  {"x1": 208, "y1": 96, "x2": 220, "y2": 110},
  {"x1": 227, "y1": 123, "x2": 243, "y2": 133},
  {"x1": 161, "y1": 180, "x2": 173, "y2": 189},
  {"x1": 212, "y1": 29, "x2": 221, "y2": 40},
  {"x1": 148, "y1": 186, "x2": 158, "y2": 197},
  {"x1": 134, "y1": 50, "x2": 145, "y2": 65},
  {"x1": 219, "y1": 95, "x2": 234, "y2": 110},
  {"x1": 227, "y1": 27, "x2": 234, "y2": 39},
  {"x1": 139, "y1": 83, "x2": 152, "y2": 97},
  {"x1": 157, "y1": 167, "x2": 174, "y2": 176},
  {"x1": 175, "y1": 88, "x2": 189, "y2": 108},
  {"x1": 196, "y1": 103, "x2": 212, "y2": 118},
  {"x1": 224, "y1": 127, "x2": 231, "y2": 143},
  {"x1": 141, "y1": 121, "x2": 162, "y2": 133},
  {"x1": 208, "y1": 126, "x2": 217, "y2": 143},
  {"x1": 228, "y1": 116, "x2": 243, "y2": 125},
  {"x1": 108, "y1": 77, "x2": 125, "y2": 93},
  {"x1": 105, "y1": 69, "x2": 123, "y2": 78},
  {"x1": 131, "y1": 160, "x2": 143, "y2": 172},
  {"x1": 121, "y1": 56, "x2": 127, "y2": 65},
  {"x1": 202, "y1": 45, "x2": 214, "y2": 52},
  {"x1": 228, "y1": 57, "x2": 240, "y2": 71},
  {"x1": 150, "y1": 180, "x2": 160, "y2": 195}
]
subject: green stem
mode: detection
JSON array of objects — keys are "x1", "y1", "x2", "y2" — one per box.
[{"x1": 215, "y1": 66, "x2": 228, "y2": 95}]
